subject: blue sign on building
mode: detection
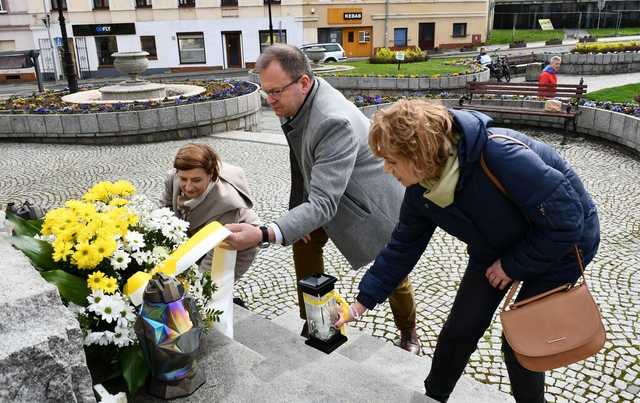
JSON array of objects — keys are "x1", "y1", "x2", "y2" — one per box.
[{"x1": 54, "y1": 37, "x2": 63, "y2": 47}]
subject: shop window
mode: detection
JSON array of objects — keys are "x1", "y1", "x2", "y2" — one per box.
[
  {"x1": 221, "y1": 0, "x2": 238, "y2": 7},
  {"x1": 178, "y1": 0, "x2": 195, "y2": 7},
  {"x1": 358, "y1": 30, "x2": 370, "y2": 44},
  {"x1": 93, "y1": 0, "x2": 109, "y2": 10},
  {"x1": 394, "y1": 28, "x2": 408, "y2": 47},
  {"x1": 140, "y1": 36, "x2": 157, "y2": 59},
  {"x1": 177, "y1": 32, "x2": 206, "y2": 64},
  {"x1": 136, "y1": 0, "x2": 152, "y2": 7},
  {"x1": 51, "y1": 0, "x2": 67, "y2": 11},
  {"x1": 259, "y1": 30, "x2": 287, "y2": 53},
  {"x1": 453, "y1": 23, "x2": 467, "y2": 38}
]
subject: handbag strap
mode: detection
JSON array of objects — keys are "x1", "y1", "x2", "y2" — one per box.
[{"x1": 479, "y1": 133, "x2": 587, "y2": 312}]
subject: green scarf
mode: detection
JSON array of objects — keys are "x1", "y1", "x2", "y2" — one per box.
[{"x1": 420, "y1": 146, "x2": 460, "y2": 208}]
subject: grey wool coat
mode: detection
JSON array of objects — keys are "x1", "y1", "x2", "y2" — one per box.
[
  {"x1": 277, "y1": 77, "x2": 405, "y2": 269},
  {"x1": 162, "y1": 162, "x2": 259, "y2": 279}
]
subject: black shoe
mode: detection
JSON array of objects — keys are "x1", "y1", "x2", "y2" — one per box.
[
  {"x1": 233, "y1": 297, "x2": 247, "y2": 309},
  {"x1": 300, "y1": 322, "x2": 309, "y2": 338}
]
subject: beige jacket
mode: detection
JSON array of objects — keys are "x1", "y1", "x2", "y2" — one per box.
[{"x1": 162, "y1": 162, "x2": 259, "y2": 280}]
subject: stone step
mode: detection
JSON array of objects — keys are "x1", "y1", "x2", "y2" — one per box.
[
  {"x1": 272, "y1": 309, "x2": 511, "y2": 403},
  {"x1": 137, "y1": 305, "x2": 431, "y2": 402}
]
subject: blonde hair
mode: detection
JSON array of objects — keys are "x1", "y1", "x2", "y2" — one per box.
[{"x1": 369, "y1": 99, "x2": 455, "y2": 180}]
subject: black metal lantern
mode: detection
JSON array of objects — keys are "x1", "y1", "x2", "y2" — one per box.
[
  {"x1": 134, "y1": 273, "x2": 205, "y2": 399},
  {"x1": 298, "y1": 273, "x2": 348, "y2": 354}
]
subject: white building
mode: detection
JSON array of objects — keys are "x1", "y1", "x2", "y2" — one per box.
[{"x1": 0, "y1": 0, "x2": 304, "y2": 80}]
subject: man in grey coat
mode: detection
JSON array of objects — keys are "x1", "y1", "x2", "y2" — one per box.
[{"x1": 224, "y1": 44, "x2": 420, "y2": 353}]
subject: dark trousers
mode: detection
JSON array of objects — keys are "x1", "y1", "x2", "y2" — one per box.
[
  {"x1": 424, "y1": 268, "x2": 568, "y2": 403},
  {"x1": 293, "y1": 228, "x2": 417, "y2": 331}
]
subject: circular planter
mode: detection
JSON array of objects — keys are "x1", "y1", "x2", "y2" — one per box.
[{"x1": 0, "y1": 83, "x2": 262, "y2": 144}]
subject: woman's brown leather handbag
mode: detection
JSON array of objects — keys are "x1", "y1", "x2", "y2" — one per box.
[
  {"x1": 481, "y1": 134, "x2": 606, "y2": 372},
  {"x1": 499, "y1": 247, "x2": 606, "y2": 372}
]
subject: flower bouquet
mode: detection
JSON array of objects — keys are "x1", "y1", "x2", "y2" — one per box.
[{"x1": 7, "y1": 180, "x2": 221, "y2": 395}]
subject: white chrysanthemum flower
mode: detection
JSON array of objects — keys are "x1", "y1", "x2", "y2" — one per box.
[
  {"x1": 97, "y1": 331, "x2": 114, "y2": 346},
  {"x1": 94, "y1": 296, "x2": 124, "y2": 324},
  {"x1": 124, "y1": 231, "x2": 145, "y2": 251},
  {"x1": 86, "y1": 291, "x2": 106, "y2": 312},
  {"x1": 116, "y1": 303, "x2": 137, "y2": 327},
  {"x1": 131, "y1": 250, "x2": 152, "y2": 265},
  {"x1": 110, "y1": 249, "x2": 131, "y2": 271},
  {"x1": 112, "y1": 326, "x2": 134, "y2": 347},
  {"x1": 84, "y1": 331, "x2": 104, "y2": 346}
]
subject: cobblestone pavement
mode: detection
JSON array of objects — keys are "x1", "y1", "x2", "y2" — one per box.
[{"x1": 1, "y1": 114, "x2": 639, "y2": 402}]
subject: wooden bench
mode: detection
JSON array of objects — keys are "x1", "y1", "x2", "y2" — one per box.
[{"x1": 455, "y1": 79, "x2": 587, "y2": 131}]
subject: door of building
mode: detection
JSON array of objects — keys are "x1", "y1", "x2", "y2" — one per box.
[
  {"x1": 223, "y1": 32, "x2": 243, "y2": 68},
  {"x1": 418, "y1": 23, "x2": 435, "y2": 50},
  {"x1": 95, "y1": 36, "x2": 118, "y2": 67},
  {"x1": 342, "y1": 27, "x2": 372, "y2": 57}
]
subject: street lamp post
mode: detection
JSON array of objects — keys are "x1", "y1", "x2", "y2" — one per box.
[
  {"x1": 56, "y1": 3, "x2": 78, "y2": 93},
  {"x1": 267, "y1": 0, "x2": 275, "y2": 46}
]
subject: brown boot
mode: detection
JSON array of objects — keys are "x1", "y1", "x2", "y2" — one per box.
[{"x1": 399, "y1": 328, "x2": 422, "y2": 355}]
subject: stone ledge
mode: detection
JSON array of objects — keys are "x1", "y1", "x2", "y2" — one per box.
[{"x1": 540, "y1": 51, "x2": 640, "y2": 74}]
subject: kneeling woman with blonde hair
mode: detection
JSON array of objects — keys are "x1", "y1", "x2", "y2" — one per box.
[{"x1": 337, "y1": 100, "x2": 600, "y2": 403}]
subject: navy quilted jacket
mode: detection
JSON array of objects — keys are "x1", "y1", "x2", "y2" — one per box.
[{"x1": 356, "y1": 109, "x2": 601, "y2": 310}]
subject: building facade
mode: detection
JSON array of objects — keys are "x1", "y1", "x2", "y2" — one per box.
[{"x1": 0, "y1": 0, "x2": 489, "y2": 79}]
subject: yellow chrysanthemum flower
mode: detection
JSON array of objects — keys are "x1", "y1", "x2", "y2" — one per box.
[
  {"x1": 112, "y1": 180, "x2": 135, "y2": 197},
  {"x1": 52, "y1": 240, "x2": 73, "y2": 262},
  {"x1": 87, "y1": 271, "x2": 106, "y2": 291},
  {"x1": 93, "y1": 237, "x2": 117, "y2": 259},
  {"x1": 73, "y1": 242, "x2": 102, "y2": 270},
  {"x1": 109, "y1": 198, "x2": 129, "y2": 207},
  {"x1": 101, "y1": 276, "x2": 118, "y2": 294}
]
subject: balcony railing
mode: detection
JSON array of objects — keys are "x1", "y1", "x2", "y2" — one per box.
[{"x1": 178, "y1": 0, "x2": 195, "y2": 7}]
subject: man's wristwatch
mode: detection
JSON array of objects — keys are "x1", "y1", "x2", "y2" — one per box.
[{"x1": 259, "y1": 225, "x2": 270, "y2": 249}]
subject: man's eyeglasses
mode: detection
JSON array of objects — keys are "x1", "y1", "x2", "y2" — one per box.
[{"x1": 260, "y1": 76, "x2": 301, "y2": 99}]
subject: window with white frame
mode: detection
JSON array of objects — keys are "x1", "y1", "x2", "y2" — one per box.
[
  {"x1": 51, "y1": 0, "x2": 67, "y2": 10},
  {"x1": 358, "y1": 30, "x2": 370, "y2": 44},
  {"x1": 177, "y1": 32, "x2": 206, "y2": 64},
  {"x1": 136, "y1": 0, "x2": 152, "y2": 7},
  {"x1": 0, "y1": 0, "x2": 6, "y2": 12}
]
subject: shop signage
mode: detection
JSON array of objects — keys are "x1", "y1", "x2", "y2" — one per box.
[
  {"x1": 343, "y1": 12, "x2": 362, "y2": 20},
  {"x1": 72, "y1": 23, "x2": 136, "y2": 37}
]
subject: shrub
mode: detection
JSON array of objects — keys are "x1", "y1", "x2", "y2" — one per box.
[
  {"x1": 574, "y1": 41, "x2": 640, "y2": 54},
  {"x1": 369, "y1": 47, "x2": 427, "y2": 64}
]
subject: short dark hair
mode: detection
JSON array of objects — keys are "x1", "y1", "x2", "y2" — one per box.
[
  {"x1": 255, "y1": 43, "x2": 314, "y2": 80},
  {"x1": 174, "y1": 143, "x2": 220, "y2": 180}
]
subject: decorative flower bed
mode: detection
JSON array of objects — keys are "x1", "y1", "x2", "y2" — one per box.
[
  {"x1": 573, "y1": 41, "x2": 640, "y2": 54},
  {"x1": 0, "y1": 80, "x2": 256, "y2": 115}
]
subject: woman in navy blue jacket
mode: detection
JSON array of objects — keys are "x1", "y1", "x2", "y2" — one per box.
[{"x1": 336, "y1": 99, "x2": 600, "y2": 403}]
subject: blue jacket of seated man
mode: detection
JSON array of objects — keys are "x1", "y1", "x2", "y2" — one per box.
[{"x1": 356, "y1": 109, "x2": 601, "y2": 310}]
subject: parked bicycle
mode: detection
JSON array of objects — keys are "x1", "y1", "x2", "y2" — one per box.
[{"x1": 489, "y1": 55, "x2": 511, "y2": 83}]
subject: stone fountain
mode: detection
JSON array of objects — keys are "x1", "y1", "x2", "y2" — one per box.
[{"x1": 62, "y1": 51, "x2": 205, "y2": 104}]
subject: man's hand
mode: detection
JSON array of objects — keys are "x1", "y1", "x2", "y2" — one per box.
[
  {"x1": 224, "y1": 223, "x2": 262, "y2": 251},
  {"x1": 485, "y1": 259, "x2": 513, "y2": 290}
]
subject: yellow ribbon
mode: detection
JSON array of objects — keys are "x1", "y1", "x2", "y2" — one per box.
[
  {"x1": 302, "y1": 290, "x2": 349, "y2": 336},
  {"x1": 124, "y1": 221, "x2": 231, "y2": 305}
]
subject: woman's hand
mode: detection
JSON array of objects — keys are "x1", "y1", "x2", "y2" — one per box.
[
  {"x1": 334, "y1": 301, "x2": 367, "y2": 328},
  {"x1": 485, "y1": 259, "x2": 513, "y2": 290}
]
